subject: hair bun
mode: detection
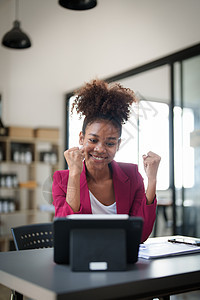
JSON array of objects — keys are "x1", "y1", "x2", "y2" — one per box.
[{"x1": 71, "y1": 79, "x2": 137, "y2": 125}]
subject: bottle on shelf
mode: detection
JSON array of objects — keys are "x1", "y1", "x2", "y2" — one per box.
[
  {"x1": 0, "y1": 173, "x2": 18, "y2": 188},
  {"x1": 0, "y1": 95, "x2": 7, "y2": 136},
  {"x1": 0, "y1": 197, "x2": 16, "y2": 213},
  {"x1": 13, "y1": 144, "x2": 20, "y2": 163},
  {"x1": 0, "y1": 145, "x2": 3, "y2": 161},
  {"x1": 24, "y1": 146, "x2": 32, "y2": 164},
  {"x1": 12, "y1": 144, "x2": 33, "y2": 164}
]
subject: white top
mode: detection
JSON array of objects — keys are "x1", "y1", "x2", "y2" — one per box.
[{"x1": 89, "y1": 191, "x2": 117, "y2": 214}]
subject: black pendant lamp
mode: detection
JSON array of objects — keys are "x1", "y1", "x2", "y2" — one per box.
[
  {"x1": 2, "y1": 0, "x2": 31, "y2": 49},
  {"x1": 59, "y1": 0, "x2": 97, "y2": 10}
]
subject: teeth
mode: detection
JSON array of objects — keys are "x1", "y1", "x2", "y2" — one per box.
[{"x1": 92, "y1": 156, "x2": 104, "y2": 160}]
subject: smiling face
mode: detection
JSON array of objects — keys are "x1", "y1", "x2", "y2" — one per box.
[{"x1": 79, "y1": 120, "x2": 121, "y2": 172}]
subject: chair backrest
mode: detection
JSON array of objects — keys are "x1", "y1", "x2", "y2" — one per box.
[{"x1": 11, "y1": 223, "x2": 53, "y2": 251}]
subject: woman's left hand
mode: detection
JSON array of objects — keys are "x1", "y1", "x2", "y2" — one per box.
[{"x1": 143, "y1": 151, "x2": 161, "y2": 181}]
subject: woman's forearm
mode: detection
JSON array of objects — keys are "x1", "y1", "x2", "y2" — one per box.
[
  {"x1": 143, "y1": 151, "x2": 161, "y2": 204},
  {"x1": 145, "y1": 178, "x2": 157, "y2": 204},
  {"x1": 66, "y1": 173, "x2": 81, "y2": 212}
]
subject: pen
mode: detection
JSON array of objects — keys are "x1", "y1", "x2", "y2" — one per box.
[{"x1": 168, "y1": 238, "x2": 200, "y2": 246}]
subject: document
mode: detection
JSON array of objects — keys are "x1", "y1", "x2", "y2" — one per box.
[{"x1": 138, "y1": 240, "x2": 200, "y2": 259}]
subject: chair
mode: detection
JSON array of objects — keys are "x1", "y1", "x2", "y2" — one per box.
[
  {"x1": 10, "y1": 223, "x2": 53, "y2": 299},
  {"x1": 11, "y1": 222, "x2": 53, "y2": 251}
]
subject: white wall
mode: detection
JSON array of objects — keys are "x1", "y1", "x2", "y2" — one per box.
[{"x1": 0, "y1": 0, "x2": 200, "y2": 131}]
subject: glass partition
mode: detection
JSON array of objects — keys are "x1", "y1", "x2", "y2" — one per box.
[
  {"x1": 174, "y1": 55, "x2": 200, "y2": 237},
  {"x1": 116, "y1": 66, "x2": 170, "y2": 192}
]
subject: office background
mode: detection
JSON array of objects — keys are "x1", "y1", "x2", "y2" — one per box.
[
  {"x1": 0, "y1": 1, "x2": 200, "y2": 299},
  {"x1": 0, "y1": 0, "x2": 200, "y2": 239},
  {"x1": 0, "y1": 0, "x2": 200, "y2": 129}
]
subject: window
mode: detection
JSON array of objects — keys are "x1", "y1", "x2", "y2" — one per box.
[
  {"x1": 67, "y1": 97, "x2": 169, "y2": 190},
  {"x1": 115, "y1": 100, "x2": 169, "y2": 190}
]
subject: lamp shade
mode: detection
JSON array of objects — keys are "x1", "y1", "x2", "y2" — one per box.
[
  {"x1": 59, "y1": 0, "x2": 97, "y2": 10},
  {"x1": 2, "y1": 20, "x2": 31, "y2": 49}
]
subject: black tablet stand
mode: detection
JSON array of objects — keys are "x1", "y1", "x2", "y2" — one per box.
[{"x1": 70, "y1": 228, "x2": 127, "y2": 271}]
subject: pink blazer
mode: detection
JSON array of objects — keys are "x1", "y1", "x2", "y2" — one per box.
[{"x1": 52, "y1": 160, "x2": 157, "y2": 242}]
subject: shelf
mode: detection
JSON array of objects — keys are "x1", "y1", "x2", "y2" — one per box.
[
  {"x1": 0, "y1": 160, "x2": 36, "y2": 165},
  {"x1": 0, "y1": 187, "x2": 37, "y2": 191},
  {"x1": 0, "y1": 131, "x2": 60, "y2": 251},
  {"x1": 35, "y1": 137, "x2": 60, "y2": 144},
  {"x1": 0, "y1": 160, "x2": 59, "y2": 168},
  {"x1": 1, "y1": 136, "x2": 35, "y2": 143},
  {"x1": 0, "y1": 136, "x2": 60, "y2": 143},
  {"x1": 0, "y1": 209, "x2": 37, "y2": 217},
  {"x1": 36, "y1": 161, "x2": 59, "y2": 167}
]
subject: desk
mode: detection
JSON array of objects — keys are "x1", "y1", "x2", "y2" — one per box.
[{"x1": 0, "y1": 242, "x2": 200, "y2": 300}]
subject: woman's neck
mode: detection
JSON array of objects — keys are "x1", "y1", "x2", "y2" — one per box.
[{"x1": 85, "y1": 163, "x2": 112, "y2": 184}]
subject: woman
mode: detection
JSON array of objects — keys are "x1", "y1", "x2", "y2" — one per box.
[{"x1": 52, "y1": 79, "x2": 161, "y2": 242}]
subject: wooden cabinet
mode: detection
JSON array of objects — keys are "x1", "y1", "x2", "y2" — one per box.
[{"x1": 0, "y1": 134, "x2": 61, "y2": 251}]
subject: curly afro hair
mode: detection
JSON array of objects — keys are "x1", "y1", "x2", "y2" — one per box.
[{"x1": 71, "y1": 79, "x2": 137, "y2": 135}]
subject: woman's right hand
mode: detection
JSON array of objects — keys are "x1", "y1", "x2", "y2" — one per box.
[{"x1": 64, "y1": 147, "x2": 85, "y2": 176}]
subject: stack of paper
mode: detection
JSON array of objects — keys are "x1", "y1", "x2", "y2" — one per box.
[{"x1": 138, "y1": 241, "x2": 200, "y2": 259}]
